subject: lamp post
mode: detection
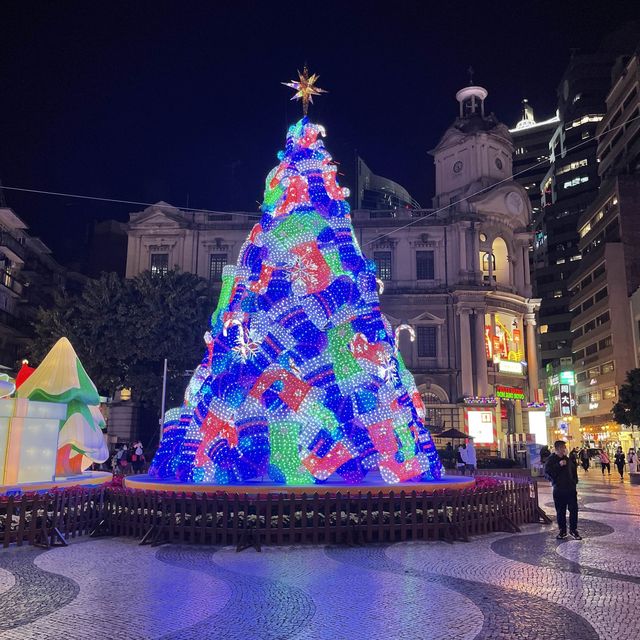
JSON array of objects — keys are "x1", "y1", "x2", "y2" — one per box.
[{"x1": 159, "y1": 358, "x2": 168, "y2": 444}]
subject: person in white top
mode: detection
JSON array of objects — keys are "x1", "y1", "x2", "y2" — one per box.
[
  {"x1": 457, "y1": 445, "x2": 467, "y2": 473},
  {"x1": 465, "y1": 438, "x2": 477, "y2": 475},
  {"x1": 629, "y1": 449, "x2": 637, "y2": 474}
]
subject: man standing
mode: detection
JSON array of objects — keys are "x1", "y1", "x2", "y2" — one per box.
[{"x1": 544, "y1": 440, "x2": 582, "y2": 540}]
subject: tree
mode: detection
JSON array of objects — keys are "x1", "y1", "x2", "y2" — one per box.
[
  {"x1": 150, "y1": 115, "x2": 443, "y2": 486},
  {"x1": 612, "y1": 368, "x2": 640, "y2": 428},
  {"x1": 28, "y1": 270, "x2": 213, "y2": 411}
]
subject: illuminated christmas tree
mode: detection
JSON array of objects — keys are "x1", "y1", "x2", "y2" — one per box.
[{"x1": 150, "y1": 70, "x2": 443, "y2": 484}]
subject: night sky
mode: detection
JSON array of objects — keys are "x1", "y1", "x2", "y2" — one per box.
[{"x1": 1, "y1": 1, "x2": 639, "y2": 266}]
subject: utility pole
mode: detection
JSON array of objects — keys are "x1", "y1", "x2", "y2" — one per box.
[{"x1": 159, "y1": 358, "x2": 168, "y2": 444}]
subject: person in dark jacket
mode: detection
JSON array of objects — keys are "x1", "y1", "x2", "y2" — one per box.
[
  {"x1": 539, "y1": 445, "x2": 551, "y2": 466},
  {"x1": 544, "y1": 440, "x2": 582, "y2": 540},
  {"x1": 579, "y1": 448, "x2": 590, "y2": 472},
  {"x1": 614, "y1": 446, "x2": 626, "y2": 480}
]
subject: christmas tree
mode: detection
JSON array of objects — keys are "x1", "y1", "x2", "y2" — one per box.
[
  {"x1": 150, "y1": 71, "x2": 442, "y2": 485},
  {"x1": 17, "y1": 337, "x2": 109, "y2": 476}
]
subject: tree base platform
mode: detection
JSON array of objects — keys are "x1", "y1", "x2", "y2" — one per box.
[
  {"x1": 0, "y1": 471, "x2": 112, "y2": 495},
  {"x1": 124, "y1": 472, "x2": 475, "y2": 496}
]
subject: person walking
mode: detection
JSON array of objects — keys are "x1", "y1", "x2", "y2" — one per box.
[
  {"x1": 614, "y1": 446, "x2": 626, "y2": 480},
  {"x1": 628, "y1": 448, "x2": 637, "y2": 474},
  {"x1": 599, "y1": 450, "x2": 611, "y2": 476},
  {"x1": 579, "y1": 448, "x2": 590, "y2": 472},
  {"x1": 544, "y1": 440, "x2": 582, "y2": 540}
]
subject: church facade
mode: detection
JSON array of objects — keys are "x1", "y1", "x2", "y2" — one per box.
[{"x1": 125, "y1": 85, "x2": 547, "y2": 455}]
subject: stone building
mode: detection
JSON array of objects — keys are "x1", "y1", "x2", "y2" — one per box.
[{"x1": 125, "y1": 84, "x2": 547, "y2": 455}]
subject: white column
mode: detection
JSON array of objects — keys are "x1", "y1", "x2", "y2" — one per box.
[
  {"x1": 524, "y1": 311, "x2": 539, "y2": 400},
  {"x1": 474, "y1": 310, "x2": 488, "y2": 396},
  {"x1": 523, "y1": 245, "x2": 531, "y2": 289},
  {"x1": 458, "y1": 225, "x2": 467, "y2": 274},
  {"x1": 472, "y1": 228, "x2": 480, "y2": 275},
  {"x1": 458, "y1": 309, "x2": 473, "y2": 397}
]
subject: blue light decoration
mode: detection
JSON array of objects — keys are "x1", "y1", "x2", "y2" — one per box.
[{"x1": 149, "y1": 117, "x2": 443, "y2": 485}]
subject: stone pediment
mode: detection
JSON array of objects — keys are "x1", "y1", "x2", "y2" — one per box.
[
  {"x1": 129, "y1": 202, "x2": 189, "y2": 228},
  {"x1": 429, "y1": 126, "x2": 467, "y2": 155},
  {"x1": 468, "y1": 182, "x2": 530, "y2": 227},
  {"x1": 408, "y1": 309, "x2": 445, "y2": 325}
]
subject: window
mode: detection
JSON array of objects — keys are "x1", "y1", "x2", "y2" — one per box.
[
  {"x1": 602, "y1": 361, "x2": 615, "y2": 374},
  {"x1": 374, "y1": 251, "x2": 392, "y2": 281},
  {"x1": 150, "y1": 253, "x2": 169, "y2": 277},
  {"x1": 587, "y1": 366, "x2": 600, "y2": 377},
  {"x1": 594, "y1": 287, "x2": 608, "y2": 302},
  {"x1": 569, "y1": 115, "x2": 603, "y2": 128},
  {"x1": 584, "y1": 320, "x2": 596, "y2": 333},
  {"x1": 573, "y1": 349, "x2": 585, "y2": 360},
  {"x1": 578, "y1": 394, "x2": 589, "y2": 405},
  {"x1": 209, "y1": 254, "x2": 227, "y2": 281},
  {"x1": 482, "y1": 252, "x2": 495, "y2": 272},
  {"x1": 585, "y1": 343, "x2": 598, "y2": 356},
  {"x1": 589, "y1": 391, "x2": 601, "y2": 403},
  {"x1": 597, "y1": 311, "x2": 610, "y2": 325},
  {"x1": 417, "y1": 326, "x2": 437, "y2": 357},
  {"x1": 580, "y1": 274, "x2": 592, "y2": 289},
  {"x1": 553, "y1": 290, "x2": 563, "y2": 298},
  {"x1": 576, "y1": 371, "x2": 588, "y2": 383},
  {"x1": 603, "y1": 387, "x2": 617, "y2": 400},
  {"x1": 556, "y1": 159, "x2": 588, "y2": 176},
  {"x1": 563, "y1": 175, "x2": 589, "y2": 189},
  {"x1": 593, "y1": 264, "x2": 605, "y2": 279},
  {"x1": 416, "y1": 251, "x2": 435, "y2": 280},
  {"x1": 598, "y1": 336, "x2": 612, "y2": 350}
]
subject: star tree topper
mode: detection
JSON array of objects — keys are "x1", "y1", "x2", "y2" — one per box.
[{"x1": 282, "y1": 66, "x2": 327, "y2": 116}]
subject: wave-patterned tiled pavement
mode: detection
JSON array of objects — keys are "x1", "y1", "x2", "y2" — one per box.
[{"x1": 0, "y1": 473, "x2": 637, "y2": 639}]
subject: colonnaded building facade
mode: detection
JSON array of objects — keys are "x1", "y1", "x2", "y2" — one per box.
[{"x1": 125, "y1": 85, "x2": 547, "y2": 456}]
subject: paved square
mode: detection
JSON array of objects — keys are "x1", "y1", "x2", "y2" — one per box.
[{"x1": 0, "y1": 473, "x2": 637, "y2": 639}]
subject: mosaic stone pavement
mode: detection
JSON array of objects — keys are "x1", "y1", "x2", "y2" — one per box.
[{"x1": 0, "y1": 472, "x2": 638, "y2": 639}]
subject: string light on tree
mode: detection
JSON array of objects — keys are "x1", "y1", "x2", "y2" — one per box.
[{"x1": 149, "y1": 71, "x2": 443, "y2": 485}]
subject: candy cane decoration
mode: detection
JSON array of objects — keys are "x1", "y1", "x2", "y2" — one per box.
[{"x1": 394, "y1": 324, "x2": 415, "y2": 355}]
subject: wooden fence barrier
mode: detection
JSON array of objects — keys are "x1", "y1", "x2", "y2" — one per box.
[
  {"x1": 0, "y1": 487, "x2": 106, "y2": 548},
  {"x1": 0, "y1": 476, "x2": 547, "y2": 550}
]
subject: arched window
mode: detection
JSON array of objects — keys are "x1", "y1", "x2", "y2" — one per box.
[
  {"x1": 419, "y1": 385, "x2": 450, "y2": 432},
  {"x1": 492, "y1": 237, "x2": 510, "y2": 286},
  {"x1": 482, "y1": 252, "x2": 495, "y2": 273},
  {"x1": 422, "y1": 392, "x2": 443, "y2": 405}
]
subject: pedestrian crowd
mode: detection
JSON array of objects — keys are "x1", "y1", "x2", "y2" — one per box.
[
  {"x1": 573, "y1": 444, "x2": 636, "y2": 481},
  {"x1": 111, "y1": 441, "x2": 146, "y2": 476}
]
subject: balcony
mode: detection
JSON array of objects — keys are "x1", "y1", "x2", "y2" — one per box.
[
  {"x1": 0, "y1": 271, "x2": 23, "y2": 297},
  {"x1": 0, "y1": 233, "x2": 27, "y2": 264}
]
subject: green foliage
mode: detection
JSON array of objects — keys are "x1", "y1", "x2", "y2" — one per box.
[
  {"x1": 612, "y1": 368, "x2": 640, "y2": 427},
  {"x1": 27, "y1": 270, "x2": 213, "y2": 412}
]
